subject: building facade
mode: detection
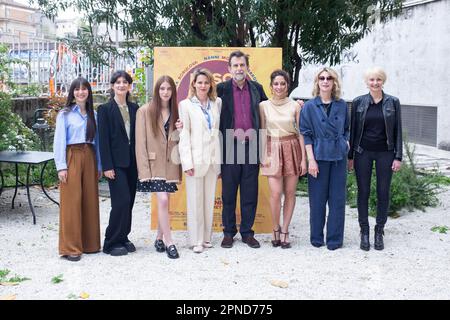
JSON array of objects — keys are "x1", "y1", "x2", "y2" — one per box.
[
  {"x1": 0, "y1": 0, "x2": 38, "y2": 42},
  {"x1": 291, "y1": 0, "x2": 450, "y2": 149}
]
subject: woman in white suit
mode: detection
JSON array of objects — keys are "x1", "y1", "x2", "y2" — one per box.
[{"x1": 179, "y1": 68, "x2": 222, "y2": 253}]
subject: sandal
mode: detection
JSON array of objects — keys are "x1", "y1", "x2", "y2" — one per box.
[
  {"x1": 271, "y1": 226, "x2": 281, "y2": 247},
  {"x1": 280, "y1": 231, "x2": 291, "y2": 249}
]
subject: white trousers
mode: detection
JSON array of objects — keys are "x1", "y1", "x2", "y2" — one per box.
[{"x1": 185, "y1": 165, "x2": 218, "y2": 247}]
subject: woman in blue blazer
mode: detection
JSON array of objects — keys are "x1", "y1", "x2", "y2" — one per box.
[{"x1": 300, "y1": 67, "x2": 349, "y2": 250}]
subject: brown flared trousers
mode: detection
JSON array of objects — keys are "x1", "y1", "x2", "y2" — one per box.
[{"x1": 59, "y1": 143, "x2": 100, "y2": 256}]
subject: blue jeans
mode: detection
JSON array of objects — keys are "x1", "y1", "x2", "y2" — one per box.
[{"x1": 308, "y1": 159, "x2": 347, "y2": 249}]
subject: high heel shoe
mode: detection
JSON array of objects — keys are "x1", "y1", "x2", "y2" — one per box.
[
  {"x1": 271, "y1": 227, "x2": 281, "y2": 247},
  {"x1": 280, "y1": 231, "x2": 291, "y2": 249}
]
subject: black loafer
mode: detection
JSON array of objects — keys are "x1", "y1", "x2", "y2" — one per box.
[
  {"x1": 63, "y1": 255, "x2": 81, "y2": 262},
  {"x1": 154, "y1": 239, "x2": 166, "y2": 253},
  {"x1": 124, "y1": 241, "x2": 136, "y2": 253},
  {"x1": 166, "y1": 244, "x2": 179, "y2": 259},
  {"x1": 109, "y1": 246, "x2": 128, "y2": 256}
]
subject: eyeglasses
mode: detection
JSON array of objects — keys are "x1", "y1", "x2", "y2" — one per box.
[{"x1": 318, "y1": 76, "x2": 334, "y2": 81}]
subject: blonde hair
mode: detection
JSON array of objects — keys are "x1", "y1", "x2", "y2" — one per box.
[
  {"x1": 188, "y1": 68, "x2": 217, "y2": 101},
  {"x1": 364, "y1": 67, "x2": 387, "y2": 84},
  {"x1": 312, "y1": 67, "x2": 342, "y2": 100}
]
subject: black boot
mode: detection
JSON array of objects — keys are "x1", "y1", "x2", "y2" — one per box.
[
  {"x1": 360, "y1": 228, "x2": 370, "y2": 251},
  {"x1": 374, "y1": 225, "x2": 384, "y2": 250}
]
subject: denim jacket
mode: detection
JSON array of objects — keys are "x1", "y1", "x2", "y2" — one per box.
[{"x1": 300, "y1": 96, "x2": 350, "y2": 161}]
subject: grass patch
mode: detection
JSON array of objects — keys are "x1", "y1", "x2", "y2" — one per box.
[
  {"x1": 431, "y1": 226, "x2": 449, "y2": 234},
  {"x1": 51, "y1": 274, "x2": 64, "y2": 284},
  {"x1": 0, "y1": 269, "x2": 31, "y2": 283},
  {"x1": 0, "y1": 269, "x2": 10, "y2": 280}
]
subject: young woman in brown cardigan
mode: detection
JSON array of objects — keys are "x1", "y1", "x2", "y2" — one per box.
[{"x1": 135, "y1": 75, "x2": 182, "y2": 259}]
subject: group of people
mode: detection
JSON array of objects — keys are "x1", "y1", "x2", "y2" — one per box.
[{"x1": 53, "y1": 50, "x2": 402, "y2": 262}]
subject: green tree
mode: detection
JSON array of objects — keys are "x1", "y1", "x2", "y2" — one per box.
[
  {"x1": 0, "y1": 44, "x2": 39, "y2": 151},
  {"x1": 33, "y1": 0, "x2": 402, "y2": 89}
]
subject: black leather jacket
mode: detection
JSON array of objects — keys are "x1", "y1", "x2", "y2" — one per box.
[{"x1": 348, "y1": 92, "x2": 402, "y2": 161}]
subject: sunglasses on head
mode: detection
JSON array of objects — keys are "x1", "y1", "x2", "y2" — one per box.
[{"x1": 318, "y1": 76, "x2": 334, "y2": 81}]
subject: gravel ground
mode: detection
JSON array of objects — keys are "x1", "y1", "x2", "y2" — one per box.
[{"x1": 0, "y1": 185, "x2": 449, "y2": 300}]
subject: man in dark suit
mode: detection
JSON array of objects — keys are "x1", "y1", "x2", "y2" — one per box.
[
  {"x1": 98, "y1": 70, "x2": 139, "y2": 256},
  {"x1": 217, "y1": 50, "x2": 268, "y2": 249}
]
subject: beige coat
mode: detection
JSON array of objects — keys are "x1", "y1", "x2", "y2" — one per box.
[
  {"x1": 178, "y1": 97, "x2": 222, "y2": 178},
  {"x1": 135, "y1": 103, "x2": 182, "y2": 183}
]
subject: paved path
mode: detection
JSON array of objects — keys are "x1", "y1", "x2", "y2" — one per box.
[
  {"x1": 412, "y1": 144, "x2": 450, "y2": 176},
  {"x1": 1, "y1": 143, "x2": 450, "y2": 300}
]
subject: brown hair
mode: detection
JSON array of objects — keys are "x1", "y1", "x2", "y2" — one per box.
[
  {"x1": 270, "y1": 69, "x2": 290, "y2": 89},
  {"x1": 148, "y1": 75, "x2": 179, "y2": 137},
  {"x1": 228, "y1": 50, "x2": 249, "y2": 66},
  {"x1": 188, "y1": 68, "x2": 217, "y2": 101}
]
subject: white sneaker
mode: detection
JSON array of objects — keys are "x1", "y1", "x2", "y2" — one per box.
[{"x1": 193, "y1": 245, "x2": 203, "y2": 253}]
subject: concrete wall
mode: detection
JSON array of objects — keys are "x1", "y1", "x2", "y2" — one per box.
[{"x1": 290, "y1": 0, "x2": 450, "y2": 148}]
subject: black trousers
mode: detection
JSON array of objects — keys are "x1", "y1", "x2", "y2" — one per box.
[
  {"x1": 103, "y1": 165, "x2": 138, "y2": 252},
  {"x1": 221, "y1": 140, "x2": 259, "y2": 238},
  {"x1": 354, "y1": 150, "x2": 394, "y2": 230}
]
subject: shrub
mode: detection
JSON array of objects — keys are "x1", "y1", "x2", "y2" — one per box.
[
  {"x1": 10, "y1": 83, "x2": 43, "y2": 97},
  {"x1": 346, "y1": 141, "x2": 446, "y2": 216},
  {"x1": 296, "y1": 175, "x2": 308, "y2": 196},
  {"x1": 45, "y1": 95, "x2": 67, "y2": 128},
  {"x1": 300, "y1": 141, "x2": 448, "y2": 216},
  {"x1": 0, "y1": 92, "x2": 39, "y2": 151},
  {"x1": 1, "y1": 44, "x2": 40, "y2": 151}
]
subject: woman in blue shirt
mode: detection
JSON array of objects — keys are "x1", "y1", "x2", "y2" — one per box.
[
  {"x1": 300, "y1": 67, "x2": 349, "y2": 250},
  {"x1": 54, "y1": 77, "x2": 102, "y2": 261}
]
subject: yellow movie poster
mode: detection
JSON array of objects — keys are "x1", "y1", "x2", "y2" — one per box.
[{"x1": 151, "y1": 47, "x2": 282, "y2": 233}]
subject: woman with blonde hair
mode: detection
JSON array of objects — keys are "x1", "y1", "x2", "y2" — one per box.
[
  {"x1": 135, "y1": 75, "x2": 182, "y2": 259},
  {"x1": 348, "y1": 67, "x2": 402, "y2": 251},
  {"x1": 179, "y1": 68, "x2": 222, "y2": 253},
  {"x1": 300, "y1": 67, "x2": 349, "y2": 250}
]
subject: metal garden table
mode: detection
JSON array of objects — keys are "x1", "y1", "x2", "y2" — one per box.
[{"x1": 0, "y1": 151, "x2": 59, "y2": 224}]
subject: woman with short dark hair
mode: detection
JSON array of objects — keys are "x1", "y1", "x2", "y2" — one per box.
[{"x1": 98, "y1": 70, "x2": 139, "y2": 256}]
